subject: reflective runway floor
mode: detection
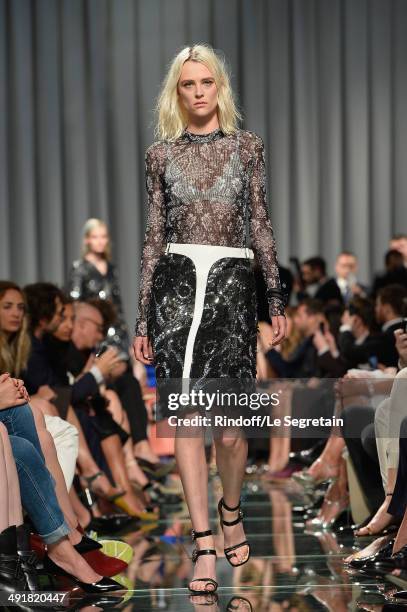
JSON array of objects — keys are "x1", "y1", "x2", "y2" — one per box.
[{"x1": 49, "y1": 467, "x2": 407, "y2": 611}]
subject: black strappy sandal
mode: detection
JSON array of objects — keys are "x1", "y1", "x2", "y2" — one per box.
[
  {"x1": 188, "y1": 528, "x2": 218, "y2": 595},
  {"x1": 218, "y1": 497, "x2": 251, "y2": 567}
]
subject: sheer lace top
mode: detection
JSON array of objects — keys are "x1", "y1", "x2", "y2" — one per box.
[{"x1": 134, "y1": 126, "x2": 285, "y2": 337}]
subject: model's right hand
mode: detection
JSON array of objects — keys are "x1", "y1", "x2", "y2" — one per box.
[{"x1": 133, "y1": 336, "x2": 154, "y2": 365}]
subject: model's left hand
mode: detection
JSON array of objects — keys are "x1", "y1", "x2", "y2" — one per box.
[{"x1": 270, "y1": 315, "x2": 287, "y2": 347}]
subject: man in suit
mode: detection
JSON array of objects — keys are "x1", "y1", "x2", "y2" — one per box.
[
  {"x1": 334, "y1": 251, "x2": 368, "y2": 305},
  {"x1": 295, "y1": 256, "x2": 343, "y2": 305},
  {"x1": 339, "y1": 284, "x2": 406, "y2": 368}
]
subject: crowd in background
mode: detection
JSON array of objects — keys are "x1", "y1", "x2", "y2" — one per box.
[{"x1": 0, "y1": 220, "x2": 406, "y2": 596}]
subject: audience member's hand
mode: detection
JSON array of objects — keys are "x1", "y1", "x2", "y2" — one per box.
[
  {"x1": 0, "y1": 374, "x2": 28, "y2": 409},
  {"x1": 395, "y1": 328, "x2": 407, "y2": 367},
  {"x1": 133, "y1": 336, "x2": 154, "y2": 365},
  {"x1": 324, "y1": 329, "x2": 338, "y2": 354},
  {"x1": 37, "y1": 384, "x2": 57, "y2": 401},
  {"x1": 12, "y1": 378, "x2": 30, "y2": 403},
  {"x1": 94, "y1": 347, "x2": 122, "y2": 378},
  {"x1": 107, "y1": 360, "x2": 127, "y2": 380},
  {"x1": 312, "y1": 328, "x2": 329, "y2": 352}
]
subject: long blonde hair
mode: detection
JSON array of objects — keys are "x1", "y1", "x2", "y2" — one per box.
[
  {"x1": 80, "y1": 218, "x2": 112, "y2": 261},
  {"x1": 0, "y1": 281, "x2": 31, "y2": 377},
  {"x1": 154, "y1": 43, "x2": 243, "y2": 141}
]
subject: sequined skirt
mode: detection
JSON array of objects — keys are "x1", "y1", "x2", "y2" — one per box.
[{"x1": 147, "y1": 243, "x2": 258, "y2": 419}]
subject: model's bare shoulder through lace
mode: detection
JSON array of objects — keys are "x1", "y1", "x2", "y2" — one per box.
[{"x1": 134, "y1": 127, "x2": 285, "y2": 337}]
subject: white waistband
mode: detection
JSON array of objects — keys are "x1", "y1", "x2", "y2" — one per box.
[{"x1": 165, "y1": 242, "x2": 254, "y2": 260}]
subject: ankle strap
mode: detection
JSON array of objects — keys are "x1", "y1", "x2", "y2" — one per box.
[
  {"x1": 191, "y1": 529, "x2": 212, "y2": 541},
  {"x1": 191, "y1": 548, "x2": 216, "y2": 563},
  {"x1": 221, "y1": 497, "x2": 241, "y2": 512}
]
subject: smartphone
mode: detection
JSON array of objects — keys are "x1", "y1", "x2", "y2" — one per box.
[
  {"x1": 319, "y1": 322, "x2": 325, "y2": 333},
  {"x1": 402, "y1": 318, "x2": 407, "y2": 334}
]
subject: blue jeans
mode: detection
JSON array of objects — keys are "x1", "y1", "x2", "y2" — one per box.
[{"x1": 0, "y1": 403, "x2": 70, "y2": 544}]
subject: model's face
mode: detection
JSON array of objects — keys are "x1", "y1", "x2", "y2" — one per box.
[
  {"x1": 335, "y1": 254, "x2": 357, "y2": 279},
  {"x1": 177, "y1": 60, "x2": 218, "y2": 123},
  {"x1": 86, "y1": 226, "x2": 109, "y2": 256},
  {"x1": 53, "y1": 303, "x2": 75, "y2": 342},
  {"x1": 0, "y1": 289, "x2": 25, "y2": 336}
]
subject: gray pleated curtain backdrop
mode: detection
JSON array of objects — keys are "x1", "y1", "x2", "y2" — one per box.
[{"x1": 1, "y1": 0, "x2": 406, "y2": 329}]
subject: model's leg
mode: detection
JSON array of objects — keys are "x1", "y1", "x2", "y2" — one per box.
[
  {"x1": 175, "y1": 423, "x2": 216, "y2": 592},
  {"x1": 214, "y1": 429, "x2": 249, "y2": 565}
]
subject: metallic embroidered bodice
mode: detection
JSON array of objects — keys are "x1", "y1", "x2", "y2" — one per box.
[{"x1": 134, "y1": 126, "x2": 285, "y2": 337}]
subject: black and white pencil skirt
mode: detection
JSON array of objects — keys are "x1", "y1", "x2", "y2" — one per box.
[{"x1": 147, "y1": 242, "x2": 258, "y2": 422}]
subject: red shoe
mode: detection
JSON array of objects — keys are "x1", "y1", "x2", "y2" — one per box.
[{"x1": 81, "y1": 549, "x2": 128, "y2": 577}]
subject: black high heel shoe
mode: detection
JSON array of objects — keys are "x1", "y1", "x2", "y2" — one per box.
[
  {"x1": 217, "y1": 498, "x2": 250, "y2": 567},
  {"x1": 188, "y1": 529, "x2": 218, "y2": 595},
  {"x1": 42, "y1": 554, "x2": 124, "y2": 593}
]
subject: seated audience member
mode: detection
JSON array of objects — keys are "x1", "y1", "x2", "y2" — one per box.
[
  {"x1": 314, "y1": 296, "x2": 377, "y2": 375},
  {"x1": 266, "y1": 299, "x2": 325, "y2": 378},
  {"x1": 294, "y1": 256, "x2": 343, "y2": 305},
  {"x1": 80, "y1": 299, "x2": 167, "y2": 473},
  {"x1": 49, "y1": 299, "x2": 177, "y2": 507},
  {"x1": 0, "y1": 373, "x2": 123, "y2": 593},
  {"x1": 22, "y1": 283, "x2": 158, "y2": 519},
  {"x1": 370, "y1": 250, "x2": 407, "y2": 298},
  {"x1": 334, "y1": 251, "x2": 368, "y2": 304},
  {"x1": 390, "y1": 232, "x2": 407, "y2": 268},
  {"x1": 343, "y1": 284, "x2": 406, "y2": 368}
]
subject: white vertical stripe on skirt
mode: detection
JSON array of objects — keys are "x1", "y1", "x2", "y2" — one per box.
[{"x1": 165, "y1": 242, "x2": 254, "y2": 394}]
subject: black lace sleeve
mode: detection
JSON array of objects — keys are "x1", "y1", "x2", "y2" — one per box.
[
  {"x1": 247, "y1": 134, "x2": 286, "y2": 317},
  {"x1": 134, "y1": 143, "x2": 167, "y2": 337}
]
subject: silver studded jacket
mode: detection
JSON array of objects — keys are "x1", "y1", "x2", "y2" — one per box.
[{"x1": 134, "y1": 126, "x2": 286, "y2": 337}]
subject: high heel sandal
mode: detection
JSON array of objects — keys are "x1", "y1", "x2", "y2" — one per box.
[
  {"x1": 217, "y1": 498, "x2": 250, "y2": 567},
  {"x1": 188, "y1": 529, "x2": 218, "y2": 595}
]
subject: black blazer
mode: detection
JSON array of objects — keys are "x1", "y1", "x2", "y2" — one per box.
[{"x1": 338, "y1": 323, "x2": 403, "y2": 368}]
